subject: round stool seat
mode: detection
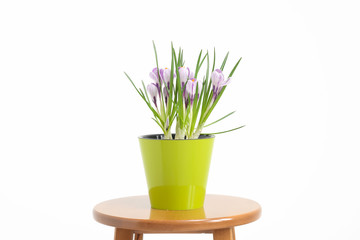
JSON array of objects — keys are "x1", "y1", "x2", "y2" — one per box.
[{"x1": 93, "y1": 194, "x2": 261, "y2": 233}]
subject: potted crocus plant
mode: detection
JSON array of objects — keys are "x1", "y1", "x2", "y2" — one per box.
[{"x1": 125, "y1": 42, "x2": 243, "y2": 210}]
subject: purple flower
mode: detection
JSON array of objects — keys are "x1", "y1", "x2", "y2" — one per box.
[
  {"x1": 147, "y1": 83, "x2": 159, "y2": 108},
  {"x1": 211, "y1": 69, "x2": 231, "y2": 100},
  {"x1": 179, "y1": 67, "x2": 194, "y2": 88},
  {"x1": 150, "y1": 67, "x2": 176, "y2": 90},
  {"x1": 185, "y1": 78, "x2": 201, "y2": 106},
  {"x1": 149, "y1": 68, "x2": 161, "y2": 85},
  {"x1": 161, "y1": 68, "x2": 174, "y2": 90}
]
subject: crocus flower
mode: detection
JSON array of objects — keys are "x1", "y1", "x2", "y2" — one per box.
[
  {"x1": 161, "y1": 68, "x2": 174, "y2": 90},
  {"x1": 179, "y1": 67, "x2": 194, "y2": 88},
  {"x1": 211, "y1": 69, "x2": 231, "y2": 100},
  {"x1": 147, "y1": 83, "x2": 159, "y2": 108},
  {"x1": 186, "y1": 78, "x2": 200, "y2": 106},
  {"x1": 149, "y1": 68, "x2": 161, "y2": 85}
]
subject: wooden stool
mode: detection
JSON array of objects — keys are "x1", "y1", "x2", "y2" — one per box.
[{"x1": 93, "y1": 194, "x2": 261, "y2": 240}]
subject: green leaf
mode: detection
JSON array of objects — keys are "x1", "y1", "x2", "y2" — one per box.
[
  {"x1": 195, "y1": 51, "x2": 208, "y2": 79},
  {"x1": 180, "y1": 49, "x2": 184, "y2": 66},
  {"x1": 203, "y1": 125, "x2": 245, "y2": 135},
  {"x1": 228, "y1": 57, "x2": 242, "y2": 78},
  {"x1": 152, "y1": 117, "x2": 165, "y2": 132},
  {"x1": 212, "y1": 47, "x2": 216, "y2": 72},
  {"x1": 169, "y1": 112, "x2": 177, "y2": 129},
  {"x1": 124, "y1": 72, "x2": 143, "y2": 99},
  {"x1": 220, "y1": 51, "x2": 229, "y2": 71},
  {"x1": 125, "y1": 72, "x2": 164, "y2": 125},
  {"x1": 190, "y1": 83, "x2": 200, "y2": 136},
  {"x1": 204, "y1": 111, "x2": 236, "y2": 127},
  {"x1": 194, "y1": 50, "x2": 202, "y2": 78},
  {"x1": 201, "y1": 85, "x2": 227, "y2": 124},
  {"x1": 199, "y1": 53, "x2": 211, "y2": 120},
  {"x1": 199, "y1": 52, "x2": 209, "y2": 109},
  {"x1": 141, "y1": 80, "x2": 151, "y2": 103},
  {"x1": 173, "y1": 46, "x2": 184, "y2": 127},
  {"x1": 152, "y1": 40, "x2": 160, "y2": 75},
  {"x1": 152, "y1": 41, "x2": 167, "y2": 117},
  {"x1": 166, "y1": 43, "x2": 175, "y2": 116}
]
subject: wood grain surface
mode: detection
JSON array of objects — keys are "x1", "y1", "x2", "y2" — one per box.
[{"x1": 93, "y1": 194, "x2": 261, "y2": 233}]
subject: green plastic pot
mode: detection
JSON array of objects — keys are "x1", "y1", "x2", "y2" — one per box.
[{"x1": 139, "y1": 134, "x2": 215, "y2": 210}]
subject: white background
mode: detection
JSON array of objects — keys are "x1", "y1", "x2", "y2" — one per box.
[{"x1": 1, "y1": 0, "x2": 359, "y2": 239}]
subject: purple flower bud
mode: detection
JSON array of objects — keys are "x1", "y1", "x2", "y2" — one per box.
[
  {"x1": 147, "y1": 83, "x2": 158, "y2": 108},
  {"x1": 178, "y1": 67, "x2": 194, "y2": 87},
  {"x1": 163, "y1": 68, "x2": 172, "y2": 89},
  {"x1": 179, "y1": 67, "x2": 188, "y2": 87},
  {"x1": 211, "y1": 69, "x2": 231, "y2": 100},
  {"x1": 149, "y1": 68, "x2": 161, "y2": 85},
  {"x1": 186, "y1": 78, "x2": 199, "y2": 106}
]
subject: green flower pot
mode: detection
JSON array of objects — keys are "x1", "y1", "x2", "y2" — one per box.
[{"x1": 139, "y1": 134, "x2": 215, "y2": 210}]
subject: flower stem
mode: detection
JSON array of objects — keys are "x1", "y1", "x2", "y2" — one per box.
[
  {"x1": 175, "y1": 119, "x2": 186, "y2": 139},
  {"x1": 192, "y1": 123, "x2": 204, "y2": 139},
  {"x1": 164, "y1": 130, "x2": 172, "y2": 139}
]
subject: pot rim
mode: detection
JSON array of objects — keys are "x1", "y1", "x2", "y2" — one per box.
[{"x1": 138, "y1": 134, "x2": 215, "y2": 140}]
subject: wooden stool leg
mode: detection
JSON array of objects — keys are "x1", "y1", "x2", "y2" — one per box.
[
  {"x1": 213, "y1": 228, "x2": 235, "y2": 240},
  {"x1": 114, "y1": 228, "x2": 133, "y2": 240},
  {"x1": 135, "y1": 233, "x2": 143, "y2": 240}
]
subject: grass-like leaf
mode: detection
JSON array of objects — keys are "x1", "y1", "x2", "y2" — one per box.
[
  {"x1": 229, "y1": 57, "x2": 242, "y2": 78},
  {"x1": 203, "y1": 125, "x2": 245, "y2": 135},
  {"x1": 212, "y1": 47, "x2": 216, "y2": 72},
  {"x1": 141, "y1": 80, "x2": 151, "y2": 103},
  {"x1": 220, "y1": 51, "x2": 229, "y2": 71},
  {"x1": 125, "y1": 72, "x2": 164, "y2": 125},
  {"x1": 194, "y1": 50, "x2": 203, "y2": 78},
  {"x1": 125, "y1": 72, "x2": 144, "y2": 99},
  {"x1": 152, "y1": 118, "x2": 165, "y2": 132},
  {"x1": 152, "y1": 40, "x2": 160, "y2": 76},
  {"x1": 204, "y1": 111, "x2": 236, "y2": 127}
]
